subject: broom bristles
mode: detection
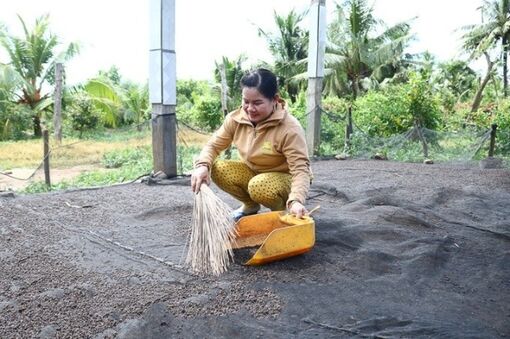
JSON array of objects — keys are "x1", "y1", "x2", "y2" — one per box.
[{"x1": 185, "y1": 184, "x2": 237, "y2": 275}]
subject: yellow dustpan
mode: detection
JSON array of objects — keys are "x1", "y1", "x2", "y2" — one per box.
[{"x1": 232, "y1": 209, "x2": 316, "y2": 265}]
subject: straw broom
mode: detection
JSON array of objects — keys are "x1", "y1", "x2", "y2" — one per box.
[{"x1": 185, "y1": 184, "x2": 237, "y2": 275}]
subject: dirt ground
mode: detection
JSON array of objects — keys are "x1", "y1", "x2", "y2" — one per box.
[{"x1": 1, "y1": 159, "x2": 509, "y2": 338}]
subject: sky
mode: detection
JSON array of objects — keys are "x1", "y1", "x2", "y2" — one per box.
[{"x1": 0, "y1": 0, "x2": 484, "y2": 86}]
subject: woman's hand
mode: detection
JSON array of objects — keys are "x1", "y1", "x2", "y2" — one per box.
[
  {"x1": 191, "y1": 165, "x2": 210, "y2": 193},
  {"x1": 289, "y1": 201, "x2": 308, "y2": 219}
]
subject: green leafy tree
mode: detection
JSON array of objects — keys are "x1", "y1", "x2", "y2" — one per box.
[
  {"x1": 354, "y1": 73, "x2": 440, "y2": 137},
  {"x1": 0, "y1": 14, "x2": 79, "y2": 136},
  {"x1": 97, "y1": 65, "x2": 122, "y2": 86},
  {"x1": 435, "y1": 60, "x2": 478, "y2": 100},
  {"x1": 67, "y1": 93, "x2": 100, "y2": 137},
  {"x1": 258, "y1": 9, "x2": 309, "y2": 103},
  {"x1": 406, "y1": 72, "x2": 441, "y2": 129}
]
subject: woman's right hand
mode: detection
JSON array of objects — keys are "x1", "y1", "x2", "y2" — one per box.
[{"x1": 191, "y1": 165, "x2": 210, "y2": 193}]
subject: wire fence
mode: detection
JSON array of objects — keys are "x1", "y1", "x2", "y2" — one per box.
[{"x1": 1, "y1": 107, "x2": 508, "y2": 193}]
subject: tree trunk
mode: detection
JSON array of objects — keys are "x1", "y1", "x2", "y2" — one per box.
[
  {"x1": 288, "y1": 83, "x2": 298, "y2": 104},
  {"x1": 503, "y1": 37, "x2": 508, "y2": 97},
  {"x1": 414, "y1": 120, "x2": 428, "y2": 158},
  {"x1": 471, "y1": 53, "x2": 494, "y2": 113},
  {"x1": 344, "y1": 105, "x2": 353, "y2": 151},
  {"x1": 352, "y1": 77, "x2": 360, "y2": 100},
  {"x1": 33, "y1": 115, "x2": 42, "y2": 137}
]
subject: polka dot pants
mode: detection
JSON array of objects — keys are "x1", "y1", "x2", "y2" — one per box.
[{"x1": 211, "y1": 160, "x2": 292, "y2": 212}]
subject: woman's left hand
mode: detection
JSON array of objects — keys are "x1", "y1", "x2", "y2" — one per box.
[{"x1": 289, "y1": 201, "x2": 308, "y2": 218}]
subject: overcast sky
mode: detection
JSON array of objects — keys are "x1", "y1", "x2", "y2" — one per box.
[{"x1": 0, "y1": 0, "x2": 484, "y2": 85}]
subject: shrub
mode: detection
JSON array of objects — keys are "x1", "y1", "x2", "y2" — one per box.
[
  {"x1": 67, "y1": 94, "x2": 101, "y2": 137},
  {"x1": 0, "y1": 103, "x2": 32, "y2": 140},
  {"x1": 354, "y1": 73, "x2": 441, "y2": 137},
  {"x1": 354, "y1": 86, "x2": 411, "y2": 136}
]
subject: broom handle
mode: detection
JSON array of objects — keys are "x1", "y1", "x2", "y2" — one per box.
[{"x1": 306, "y1": 205, "x2": 321, "y2": 216}]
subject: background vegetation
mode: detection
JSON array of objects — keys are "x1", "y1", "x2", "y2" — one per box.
[{"x1": 1, "y1": 0, "x2": 509, "y2": 193}]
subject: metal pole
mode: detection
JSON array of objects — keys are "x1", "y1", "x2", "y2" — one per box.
[
  {"x1": 149, "y1": 0, "x2": 177, "y2": 177},
  {"x1": 306, "y1": 0, "x2": 326, "y2": 156}
]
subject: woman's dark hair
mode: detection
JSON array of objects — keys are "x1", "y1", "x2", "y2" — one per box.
[{"x1": 240, "y1": 68, "x2": 278, "y2": 99}]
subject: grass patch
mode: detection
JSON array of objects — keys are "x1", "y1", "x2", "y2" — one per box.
[
  {"x1": 0, "y1": 128, "x2": 209, "y2": 170},
  {"x1": 0, "y1": 136, "x2": 151, "y2": 169},
  {"x1": 23, "y1": 144, "x2": 203, "y2": 194}
]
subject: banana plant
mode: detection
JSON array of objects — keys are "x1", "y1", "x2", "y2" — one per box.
[{"x1": 84, "y1": 79, "x2": 122, "y2": 128}]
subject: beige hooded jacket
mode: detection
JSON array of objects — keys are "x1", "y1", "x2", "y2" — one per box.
[{"x1": 196, "y1": 102, "x2": 312, "y2": 206}]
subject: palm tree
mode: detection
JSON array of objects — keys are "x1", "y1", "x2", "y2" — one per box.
[
  {"x1": 213, "y1": 55, "x2": 247, "y2": 111},
  {"x1": 258, "y1": 9, "x2": 309, "y2": 103},
  {"x1": 123, "y1": 82, "x2": 150, "y2": 130},
  {"x1": 462, "y1": 0, "x2": 510, "y2": 97},
  {"x1": 324, "y1": 0, "x2": 413, "y2": 99},
  {"x1": 0, "y1": 14, "x2": 78, "y2": 136},
  {"x1": 435, "y1": 59, "x2": 478, "y2": 101}
]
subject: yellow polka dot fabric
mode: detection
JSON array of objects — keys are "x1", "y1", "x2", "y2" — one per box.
[{"x1": 211, "y1": 160, "x2": 291, "y2": 212}]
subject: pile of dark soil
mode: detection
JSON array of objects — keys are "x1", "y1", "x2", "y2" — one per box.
[{"x1": 1, "y1": 160, "x2": 509, "y2": 338}]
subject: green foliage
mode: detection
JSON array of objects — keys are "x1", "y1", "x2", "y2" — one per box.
[
  {"x1": 258, "y1": 9, "x2": 308, "y2": 103},
  {"x1": 191, "y1": 95, "x2": 223, "y2": 131},
  {"x1": 177, "y1": 144, "x2": 202, "y2": 174},
  {"x1": 354, "y1": 86, "x2": 411, "y2": 136},
  {"x1": 23, "y1": 144, "x2": 201, "y2": 193},
  {"x1": 66, "y1": 94, "x2": 101, "y2": 136},
  {"x1": 102, "y1": 146, "x2": 150, "y2": 168},
  {"x1": 347, "y1": 127, "x2": 503, "y2": 164},
  {"x1": 324, "y1": 0, "x2": 413, "y2": 98},
  {"x1": 176, "y1": 79, "x2": 223, "y2": 131},
  {"x1": 435, "y1": 60, "x2": 477, "y2": 100},
  {"x1": 84, "y1": 79, "x2": 122, "y2": 128},
  {"x1": 0, "y1": 14, "x2": 79, "y2": 136},
  {"x1": 354, "y1": 73, "x2": 441, "y2": 137},
  {"x1": 288, "y1": 91, "x2": 349, "y2": 154},
  {"x1": 320, "y1": 96, "x2": 350, "y2": 151},
  {"x1": 287, "y1": 90, "x2": 306, "y2": 124},
  {"x1": 177, "y1": 79, "x2": 209, "y2": 124},
  {"x1": 0, "y1": 102, "x2": 32, "y2": 140},
  {"x1": 491, "y1": 100, "x2": 510, "y2": 154},
  {"x1": 122, "y1": 82, "x2": 150, "y2": 126},
  {"x1": 97, "y1": 65, "x2": 122, "y2": 86},
  {"x1": 213, "y1": 55, "x2": 246, "y2": 111},
  {"x1": 493, "y1": 100, "x2": 510, "y2": 130},
  {"x1": 406, "y1": 72, "x2": 441, "y2": 129}
]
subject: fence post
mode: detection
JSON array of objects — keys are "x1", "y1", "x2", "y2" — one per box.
[
  {"x1": 53, "y1": 62, "x2": 63, "y2": 144},
  {"x1": 489, "y1": 124, "x2": 497, "y2": 157},
  {"x1": 344, "y1": 106, "x2": 353, "y2": 151},
  {"x1": 43, "y1": 130, "x2": 51, "y2": 187},
  {"x1": 414, "y1": 121, "x2": 429, "y2": 159}
]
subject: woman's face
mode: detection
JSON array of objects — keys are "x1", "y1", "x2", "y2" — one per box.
[{"x1": 242, "y1": 87, "x2": 275, "y2": 124}]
